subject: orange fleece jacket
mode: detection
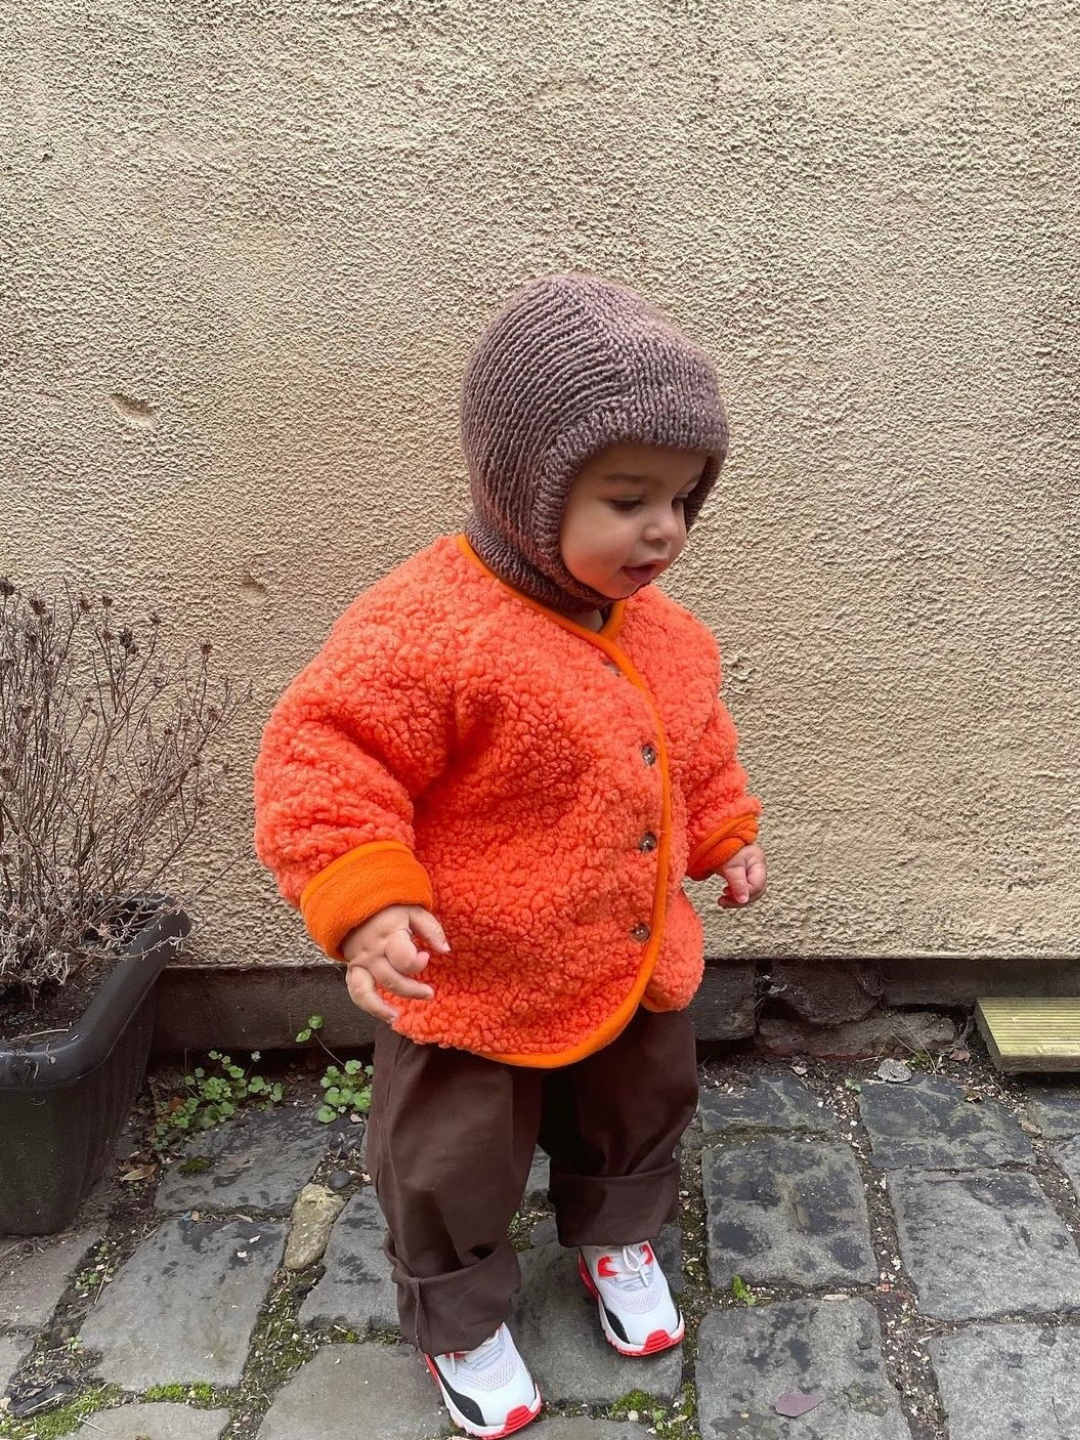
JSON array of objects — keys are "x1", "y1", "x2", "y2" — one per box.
[{"x1": 254, "y1": 534, "x2": 761, "y2": 1066}]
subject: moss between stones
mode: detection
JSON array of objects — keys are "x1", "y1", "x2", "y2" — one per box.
[{"x1": 0, "y1": 1385, "x2": 125, "y2": 1440}]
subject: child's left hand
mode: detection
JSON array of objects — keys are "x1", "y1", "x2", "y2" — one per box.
[{"x1": 717, "y1": 843, "x2": 767, "y2": 908}]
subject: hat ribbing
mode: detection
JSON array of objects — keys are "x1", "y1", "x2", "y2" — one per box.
[{"x1": 462, "y1": 273, "x2": 728, "y2": 615}]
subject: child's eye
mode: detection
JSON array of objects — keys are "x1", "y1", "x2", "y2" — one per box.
[{"x1": 609, "y1": 498, "x2": 643, "y2": 512}]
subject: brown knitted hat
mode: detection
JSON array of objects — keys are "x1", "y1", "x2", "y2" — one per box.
[{"x1": 462, "y1": 272, "x2": 728, "y2": 615}]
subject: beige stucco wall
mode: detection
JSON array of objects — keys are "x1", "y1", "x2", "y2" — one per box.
[{"x1": 3, "y1": 0, "x2": 1078, "y2": 978}]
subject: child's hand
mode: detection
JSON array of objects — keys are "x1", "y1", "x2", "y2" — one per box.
[
  {"x1": 717, "y1": 843, "x2": 767, "y2": 909},
  {"x1": 341, "y1": 905, "x2": 450, "y2": 1023}
]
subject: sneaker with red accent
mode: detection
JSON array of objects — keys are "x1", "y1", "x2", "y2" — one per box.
[
  {"x1": 578, "y1": 1241, "x2": 685, "y2": 1357},
  {"x1": 424, "y1": 1323, "x2": 542, "y2": 1438}
]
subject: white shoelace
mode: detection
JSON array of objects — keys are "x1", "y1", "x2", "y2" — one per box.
[
  {"x1": 591, "y1": 1243, "x2": 654, "y2": 1292},
  {"x1": 441, "y1": 1328, "x2": 516, "y2": 1388}
]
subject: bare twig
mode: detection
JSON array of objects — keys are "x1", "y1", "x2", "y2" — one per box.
[{"x1": 0, "y1": 580, "x2": 243, "y2": 995}]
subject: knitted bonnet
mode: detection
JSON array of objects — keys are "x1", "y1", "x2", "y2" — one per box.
[{"x1": 461, "y1": 272, "x2": 728, "y2": 615}]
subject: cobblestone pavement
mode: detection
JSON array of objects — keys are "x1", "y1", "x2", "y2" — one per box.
[{"x1": 4, "y1": 1054, "x2": 1080, "y2": 1440}]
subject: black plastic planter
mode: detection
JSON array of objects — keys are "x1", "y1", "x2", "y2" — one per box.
[{"x1": 0, "y1": 904, "x2": 189, "y2": 1235}]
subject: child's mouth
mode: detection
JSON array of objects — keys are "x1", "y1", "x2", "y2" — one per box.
[{"x1": 622, "y1": 562, "x2": 662, "y2": 586}]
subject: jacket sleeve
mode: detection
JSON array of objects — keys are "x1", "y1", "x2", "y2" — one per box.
[
  {"x1": 253, "y1": 604, "x2": 454, "y2": 960},
  {"x1": 682, "y1": 642, "x2": 763, "y2": 881}
]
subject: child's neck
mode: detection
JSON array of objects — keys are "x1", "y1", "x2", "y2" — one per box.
[{"x1": 579, "y1": 607, "x2": 606, "y2": 633}]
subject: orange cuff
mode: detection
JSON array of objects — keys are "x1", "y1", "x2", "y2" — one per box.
[
  {"x1": 300, "y1": 841, "x2": 434, "y2": 961},
  {"x1": 686, "y1": 814, "x2": 760, "y2": 881}
]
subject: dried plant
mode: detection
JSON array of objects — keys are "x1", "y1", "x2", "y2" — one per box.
[{"x1": 0, "y1": 577, "x2": 243, "y2": 997}]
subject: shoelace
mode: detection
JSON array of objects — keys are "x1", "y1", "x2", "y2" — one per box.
[
  {"x1": 443, "y1": 1329, "x2": 506, "y2": 1377},
  {"x1": 598, "y1": 1243, "x2": 655, "y2": 1292}
]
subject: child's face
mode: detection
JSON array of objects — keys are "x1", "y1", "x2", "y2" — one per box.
[{"x1": 559, "y1": 443, "x2": 709, "y2": 600}]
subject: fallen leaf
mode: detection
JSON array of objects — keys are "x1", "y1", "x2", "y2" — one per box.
[
  {"x1": 775, "y1": 1391, "x2": 825, "y2": 1418},
  {"x1": 792, "y1": 1063, "x2": 808, "y2": 1076},
  {"x1": 120, "y1": 1164, "x2": 158, "y2": 1184},
  {"x1": 949, "y1": 1047, "x2": 971, "y2": 1062}
]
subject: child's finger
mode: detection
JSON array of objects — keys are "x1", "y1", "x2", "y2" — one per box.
[
  {"x1": 409, "y1": 907, "x2": 452, "y2": 953},
  {"x1": 344, "y1": 964, "x2": 399, "y2": 1023},
  {"x1": 385, "y1": 928, "x2": 432, "y2": 978},
  {"x1": 371, "y1": 951, "x2": 435, "y2": 1001}
]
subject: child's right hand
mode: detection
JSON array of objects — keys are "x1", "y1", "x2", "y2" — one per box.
[{"x1": 341, "y1": 905, "x2": 450, "y2": 1023}]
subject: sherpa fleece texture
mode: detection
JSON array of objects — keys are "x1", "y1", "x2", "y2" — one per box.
[{"x1": 254, "y1": 534, "x2": 761, "y2": 1066}]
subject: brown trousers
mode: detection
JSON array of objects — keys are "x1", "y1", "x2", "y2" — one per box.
[{"x1": 364, "y1": 1006, "x2": 698, "y2": 1354}]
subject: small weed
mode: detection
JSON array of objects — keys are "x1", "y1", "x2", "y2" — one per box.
[
  {"x1": 149, "y1": 1049, "x2": 284, "y2": 1153},
  {"x1": 730, "y1": 1274, "x2": 757, "y2": 1306},
  {"x1": 844, "y1": 1077, "x2": 862, "y2": 1093},
  {"x1": 295, "y1": 1016, "x2": 373, "y2": 1123}
]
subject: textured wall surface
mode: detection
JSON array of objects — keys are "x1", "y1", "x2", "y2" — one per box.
[{"x1": 3, "y1": 0, "x2": 1078, "y2": 976}]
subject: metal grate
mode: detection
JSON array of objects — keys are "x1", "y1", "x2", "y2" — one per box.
[{"x1": 976, "y1": 997, "x2": 1080, "y2": 1073}]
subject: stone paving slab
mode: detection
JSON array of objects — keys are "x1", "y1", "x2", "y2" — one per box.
[
  {"x1": 1052, "y1": 1138, "x2": 1080, "y2": 1204},
  {"x1": 257, "y1": 1344, "x2": 445, "y2": 1440},
  {"x1": 529, "y1": 1423, "x2": 654, "y2": 1438},
  {"x1": 1026, "y1": 1085, "x2": 1080, "y2": 1139},
  {"x1": 889, "y1": 1169, "x2": 1080, "y2": 1320},
  {"x1": 0, "y1": 1229, "x2": 102, "y2": 1329},
  {"x1": 155, "y1": 1108, "x2": 339, "y2": 1215},
  {"x1": 0, "y1": 1333, "x2": 32, "y2": 1394},
  {"x1": 700, "y1": 1073, "x2": 836, "y2": 1136},
  {"x1": 858, "y1": 1077, "x2": 1032, "y2": 1170},
  {"x1": 72, "y1": 1403, "x2": 233, "y2": 1440},
  {"x1": 696, "y1": 1297, "x2": 911, "y2": 1438},
  {"x1": 703, "y1": 1139, "x2": 876, "y2": 1289},
  {"x1": 929, "y1": 1323, "x2": 1080, "y2": 1439},
  {"x1": 526, "y1": 1150, "x2": 552, "y2": 1207},
  {"x1": 509, "y1": 1237, "x2": 682, "y2": 1405},
  {"x1": 80, "y1": 1218, "x2": 286, "y2": 1387},
  {"x1": 299, "y1": 1189, "x2": 397, "y2": 1333}
]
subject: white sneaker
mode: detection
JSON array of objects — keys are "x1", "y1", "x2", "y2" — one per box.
[
  {"x1": 424, "y1": 1323, "x2": 542, "y2": 1438},
  {"x1": 579, "y1": 1241, "x2": 685, "y2": 1357}
]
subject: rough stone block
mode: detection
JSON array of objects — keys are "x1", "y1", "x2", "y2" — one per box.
[
  {"x1": 880, "y1": 957, "x2": 1080, "y2": 1008},
  {"x1": 155, "y1": 1107, "x2": 339, "y2": 1215},
  {"x1": 757, "y1": 1011, "x2": 956, "y2": 1060},
  {"x1": 703, "y1": 1139, "x2": 876, "y2": 1289},
  {"x1": 697, "y1": 1298, "x2": 911, "y2": 1438},
  {"x1": 1026, "y1": 1084, "x2": 1080, "y2": 1139},
  {"x1": 299, "y1": 1189, "x2": 397, "y2": 1333},
  {"x1": 690, "y1": 963, "x2": 757, "y2": 1041},
  {"x1": 889, "y1": 1169, "x2": 1080, "y2": 1320},
  {"x1": 699, "y1": 1073, "x2": 835, "y2": 1136},
  {"x1": 859, "y1": 1076, "x2": 1033, "y2": 1170},
  {"x1": 285, "y1": 1184, "x2": 346, "y2": 1271},
  {"x1": 256, "y1": 1345, "x2": 444, "y2": 1440},
  {"x1": 80, "y1": 1218, "x2": 285, "y2": 1387},
  {"x1": 0, "y1": 1229, "x2": 102, "y2": 1329},
  {"x1": 72, "y1": 1404, "x2": 232, "y2": 1440},
  {"x1": 509, "y1": 1236, "x2": 682, "y2": 1405},
  {"x1": 929, "y1": 1323, "x2": 1080, "y2": 1440},
  {"x1": 766, "y1": 961, "x2": 883, "y2": 1024}
]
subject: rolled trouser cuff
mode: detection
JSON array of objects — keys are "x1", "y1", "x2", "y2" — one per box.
[
  {"x1": 549, "y1": 1159, "x2": 681, "y2": 1247},
  {"x1": 385, "y1": 1234, "x2": 523, "y2": 1355}
]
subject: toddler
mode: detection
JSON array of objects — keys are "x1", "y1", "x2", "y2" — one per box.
[{"x1": 254, "y1": 273, "x2": 765, "y2": 1439}]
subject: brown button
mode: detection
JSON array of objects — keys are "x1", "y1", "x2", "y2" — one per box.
[
  {"x1": 639, "y1": 833, "x2": 658, "y2": 853},
  {"x1": 641, "y1": 744, "x2": 657, "y2": 765},
  {"x1": 631, "y1": 922, "x2": 651, "y2": 943}
]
